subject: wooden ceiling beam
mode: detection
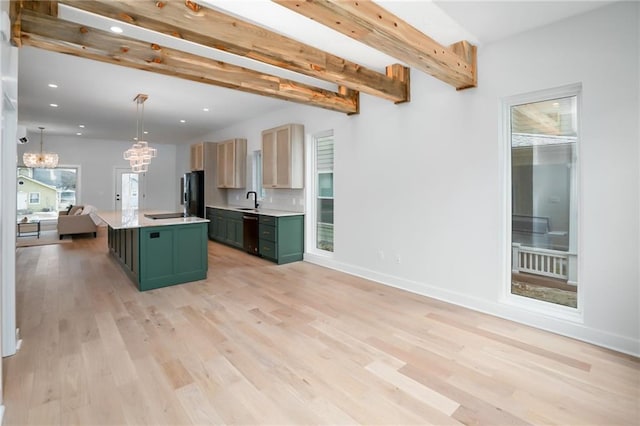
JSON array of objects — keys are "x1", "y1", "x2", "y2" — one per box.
[
  {"x1": 17, "y1": 9, "x2": 359, "y2": 114},
  {"x1": 58, "y1": 0, "x2": 409, "y2": 103},
  {"x1": 273, "y1": 0, "x2": 477, "y2": 90}
]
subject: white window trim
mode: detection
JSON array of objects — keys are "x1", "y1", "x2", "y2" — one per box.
[
  {"x1": 499, "y1": 83, "x2": 584, "y2": 322},
  {"x1": 306, "y1": 129, "x2": 334, "y2": 257},
  {"x1": 254, "y1": 150, "x2": 266, "y2": 200},
  {"x1": 28, "y1": 192, "x2": 40, "y2": 204}
]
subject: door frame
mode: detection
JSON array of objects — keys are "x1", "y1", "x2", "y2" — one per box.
[
  {"x1": 114, "y1": 167, "x2": 145, "y2": 211},
  {"x1": 499, "y1": 82, "x2": 583, "y2": 322}
]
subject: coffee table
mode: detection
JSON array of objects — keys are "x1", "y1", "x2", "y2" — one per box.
[{"x1": 17, "y1": 220, "x2": 40, "y2": 238}]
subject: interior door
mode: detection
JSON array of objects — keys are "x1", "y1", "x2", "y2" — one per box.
[{"x1": 115, "y1": 168, "x2": 142, "y2": 211}]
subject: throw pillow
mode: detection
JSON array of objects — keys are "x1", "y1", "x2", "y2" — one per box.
[
  {"x1": 81, "y1": 205, "x2": 97, "y2": 215},
  {"x1": 68, "y1": 205, "x2": 83, "y2": 216},
  {"x1": 73, "y1": 208, "x2": 83, "y2": 216}
]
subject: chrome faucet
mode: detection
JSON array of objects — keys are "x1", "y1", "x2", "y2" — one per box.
[{"x1": 246, "y1": 191, "x2": 259, "y2": 209}]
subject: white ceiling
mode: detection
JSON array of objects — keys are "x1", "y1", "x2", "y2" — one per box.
[{"x1": 15, "y1": 0, "x2": 615, "y2": 145}]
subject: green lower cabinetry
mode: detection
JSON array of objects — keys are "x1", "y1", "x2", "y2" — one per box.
[
  {"x1": 259, "y1": 215, "x2": 304, "y2": 264},
  {"x1": 108, "y1": 222, "x2": 208, "y2": 291},
  {"x1": 209, "y1": 208, "x2": 243, "y2": 248},
  {"x1": 259, "y1": 238, "x2": 277, "y2": 262},
  {"x1": 225, "y1": 212, "x2": 244, "y2": 249},
  {"x1": 208, "y1": 208, "x2": 303, "y2": 264},
  {"x1": 206, "y1": 208, "x2": 216, "y2": 240}
]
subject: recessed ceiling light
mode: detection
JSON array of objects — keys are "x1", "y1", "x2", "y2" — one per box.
[
  {"x1": 552, "y1": 102, "x2": 560, "y2": 107},
  {"x1": 78, "y1": 124, "x2": 85, "y2": 128},
  {"x1": 110, "y1": 26, "x2": 123, "y2": 33},
  {"x1": 49, "y1": 103, "x2": 58, "y2": 107},
  {"x1": 48, "y1": 83, "x2": 58, "y2": 88},
  {"x1": 76, "y1": 132, "x2": 82, "y2": 136},
  {"x1": 143, "y1": 131, "x2": 149, "y2": 134},
  {"x1": 180, "y1": 119, "x2": 186, "y2": 123},
  {"x1": 202, "y1": 108, "x2": 209, "y2": 112}
]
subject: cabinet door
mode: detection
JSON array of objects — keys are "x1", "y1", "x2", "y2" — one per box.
[
  {"x1": 224, "y1": 141, "x2": 235, "y2": 187},
  {"x1": 216, "y1": 142, "x2": 227, "y2": 188},
  {"x1": 206, "y1": 208, "x2": 215, "y2": 240},
  {"x1": 262, "y1": 131, "x2": 276, "y2": 188},
  {"x1": 213, "y1": 212, "x2": 226, "y2": 241},
  {"x1": 232, "y1": 218, "x2": 244, "y2": 248},
  {"x1": 191, "y1": 143, "x2": 204, "y2": 171},
  {"x1": 224, "y1": 218, "x2": 236, "y2": 245},
  {"x1": 216, "y1": 140, "x2": 246, "y2": 189},
  {"x1": 275, "y1": 127, "x2": 291, "y2": 187},
  {"x1": 261, "y1": 124, "x2": 303, "y2": 189}
]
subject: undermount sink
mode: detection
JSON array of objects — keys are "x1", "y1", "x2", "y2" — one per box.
[{"x1": 236, "y1": 207, "x2": 258, "y2": 211}]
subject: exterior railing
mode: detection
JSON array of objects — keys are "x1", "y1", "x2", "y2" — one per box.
[{"x1": 512, "y1": 243, "x2": 573, "y2": 281}]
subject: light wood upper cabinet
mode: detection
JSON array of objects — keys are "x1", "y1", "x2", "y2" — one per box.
[
  {"x1": 190, "y1": 143, "x2": 204, "y2": 171},
  {"x1": 216, "y1": 139, "x2": 247, "y2": 189},
  {"x1": 262, "y1": 124, "x2": 304, "y2": 189}
]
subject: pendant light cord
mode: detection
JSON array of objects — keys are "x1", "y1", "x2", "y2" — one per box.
[{"x1": 136, "y1": 100, "x2": 140, "y2": 142}]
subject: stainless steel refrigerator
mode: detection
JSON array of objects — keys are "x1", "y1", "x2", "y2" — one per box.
[{"x1": 183, "y1": 171, "x2": 205, "y2": 218}]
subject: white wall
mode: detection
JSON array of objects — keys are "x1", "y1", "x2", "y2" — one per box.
[
  {"x1": 201, "y1": 2, "x2": 640, "y2": 355},
  {"x1": 17, "y1": 136, "x2": 178, "y2": 212},
  {"x1": 0, "y1": 3, "x2": 19, "y2": 405}
]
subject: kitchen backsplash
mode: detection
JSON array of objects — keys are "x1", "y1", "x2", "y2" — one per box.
[{"x1": 226, "y1": 188, "x2": 305, "y2": 213}]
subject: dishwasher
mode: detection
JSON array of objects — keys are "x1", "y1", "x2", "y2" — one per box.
[{"x1": 243, "y1": 213, "x2": 259, "y2": 255}]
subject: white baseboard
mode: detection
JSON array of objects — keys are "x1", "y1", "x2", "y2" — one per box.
[{"x1": 303, "y1": 254, "x2": 640, "y2": 357}]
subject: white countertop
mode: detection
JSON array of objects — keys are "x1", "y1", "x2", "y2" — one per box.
[
  {"x1": 97, "y1": 210, "x2": 209, "y2": 229},
  {"x1": 206, "y1": 205, "x2": 304, "y2": 217}
]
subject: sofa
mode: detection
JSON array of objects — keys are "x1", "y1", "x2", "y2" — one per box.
[{"x1": 58, "y1": 205, "x2": 98, "y2": 239}]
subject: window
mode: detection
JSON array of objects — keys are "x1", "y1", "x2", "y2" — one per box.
[
  {"x1": 506, "y1": 85, "x2": 580, "y2": 311},
  {"x1": 17, "y1": 166, "x2": 79, "y2": 221},
  {"x1": 252, "y1": 150, "x2": 266, "y2": 199},
  {"x1": 28, "y1": 192, "x2": 40, "y2": 204},
  {"x1": 314, "y1": 132, "x2": 334, "y2": 252}
]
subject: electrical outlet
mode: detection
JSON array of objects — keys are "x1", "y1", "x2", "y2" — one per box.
[
  {"x1": 395, "y1": 254, "x2": 401, "y2": 264},
  {"x1": 378, "y1": 249, "x2": 385, "y2": 260}
]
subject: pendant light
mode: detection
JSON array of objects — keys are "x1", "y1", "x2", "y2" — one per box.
[
  {"x1": 123, "y1": 94, "x2": 157, "y2": 173},
  {"x1": 22, "y1": 127, "x2": 59, "y2": 168}
]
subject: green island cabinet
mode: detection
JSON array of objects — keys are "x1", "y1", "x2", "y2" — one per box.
[
  {"x1": 107, "y1": 222, "x2": 208, "y2": 291},
  {"x1": 207, "y1": 207, "x2": 304, "y2": 264}
]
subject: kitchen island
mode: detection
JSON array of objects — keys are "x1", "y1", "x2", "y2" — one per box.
[{"x1": 97, "y1": 210, "x2": 209, "y2": 291}]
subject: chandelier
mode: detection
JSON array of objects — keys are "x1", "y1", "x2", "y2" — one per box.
[
  {"x1": 124, "y1": 94, "x2": 157, "y2": 173},
  {"x1": 23, "y1": 127, "x2": 59, "y2": 168}
]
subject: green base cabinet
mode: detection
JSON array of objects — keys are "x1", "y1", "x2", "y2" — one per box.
[
  {"x1": 108, "y1": 222, "x2": 208, "y2": 291},
  {"x1": 208, "y1": 208, "x2": 243, "y2": 249},
  {"x1": 259, "y1": 215, "x2": 304, "y2": 264},
  {"x1": 224, "y1": 212, "x2": 243, "y2": 249},
  {"x1": 206, "y1": 208, "x2": 216, "y2": 239},
  {"x1": 208, "y1": 208, "x2": 303, "y2": 264}
]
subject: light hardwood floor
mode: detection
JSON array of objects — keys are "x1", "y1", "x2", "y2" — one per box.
[{"x1": 5, "y1": 229, "x2": 639, "y2": 425}]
